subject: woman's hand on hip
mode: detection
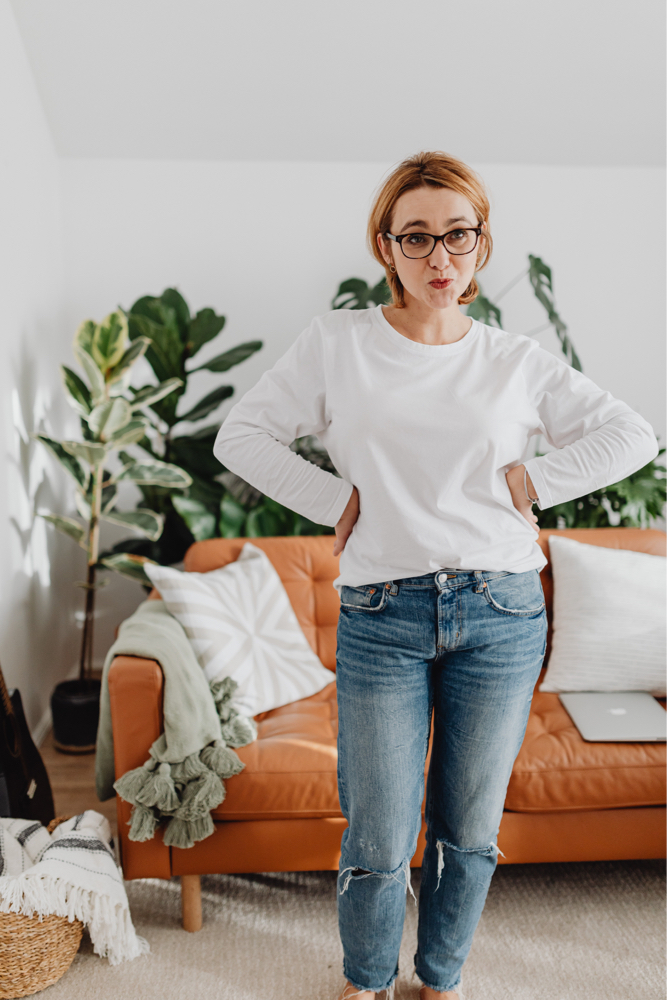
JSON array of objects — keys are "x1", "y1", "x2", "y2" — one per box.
[
  {"x1": 333, "y1": 486, "x2": 360, "y2": 557},
  {"x1": 505, "y1": 465, "x2": 540, "y2": 534}
]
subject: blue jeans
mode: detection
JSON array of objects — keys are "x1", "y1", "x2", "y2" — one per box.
[{"x1": 335, "y1": 567, "x2": 547, "y2": 995}]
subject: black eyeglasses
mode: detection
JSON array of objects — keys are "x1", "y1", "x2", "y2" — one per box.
[{"x1": 385, "y1": 227, "x2": 483, "y2": 259}]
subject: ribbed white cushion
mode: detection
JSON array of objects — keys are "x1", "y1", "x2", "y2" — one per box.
[
  {"x1": 539, "y1": 535, "x2": 666, "y2": 695},
  {"x1": 145, "y1": 542, "x2": 333, "y2": 716}
]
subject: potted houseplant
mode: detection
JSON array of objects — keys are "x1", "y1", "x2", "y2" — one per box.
[{"x1": 36, "y1": 309, "x2": 191, "y2": 752}]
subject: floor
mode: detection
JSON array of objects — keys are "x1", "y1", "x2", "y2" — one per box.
[
  {"x1": 33, "y1": 733, "x2": 667, "y2": 1000},
  {"x1": 41, "y1": 729, "x2": 117, "y2": 840}
]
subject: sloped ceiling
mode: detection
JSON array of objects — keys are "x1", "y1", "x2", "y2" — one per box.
[{"x1": 10, "y1": 0, "x2": 666, "y2": 165}]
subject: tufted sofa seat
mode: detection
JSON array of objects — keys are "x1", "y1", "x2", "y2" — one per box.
[{"x1": 108, "y1": 528, "x2": 666, "y2": 930}]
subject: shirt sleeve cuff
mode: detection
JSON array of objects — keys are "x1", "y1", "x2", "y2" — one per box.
[
  {"x1": 323, "y1": 479, "x2": 355, "y2": 526},
  {"x1": 522, "y1": 459, "x2": 553, "y2": 511}
]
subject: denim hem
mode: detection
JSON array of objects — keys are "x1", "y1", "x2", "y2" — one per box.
[
  {"x1": 416, "y1": 970, "x2": 463, "y2": 995},
  {"x1": 342, "y1": 965, "x2": 399, "y2": 995}
]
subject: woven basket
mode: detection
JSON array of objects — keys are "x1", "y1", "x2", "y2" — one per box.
[{"x1": 0, "y1": 817, "x2": 83, "y2": 999}]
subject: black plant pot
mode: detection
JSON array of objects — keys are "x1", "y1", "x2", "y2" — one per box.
[{"x1": 51, "y1": 679, "x2": 101, "y2": 754}]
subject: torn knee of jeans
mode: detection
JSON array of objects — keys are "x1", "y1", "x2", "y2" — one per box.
[
  {"x1": 339, "y1": 857, "x2": 417, "y2": 903},
  {"x1": 434, "y1": 836, "x2": 505, "y2": 891}
]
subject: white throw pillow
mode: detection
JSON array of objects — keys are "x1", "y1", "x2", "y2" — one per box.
[
  {"x1": 145, "y1": 542, "x2": 334, "y2": 716},
  {"x1": 539, "y1": 535, "x2": 666, "y2": 695}
]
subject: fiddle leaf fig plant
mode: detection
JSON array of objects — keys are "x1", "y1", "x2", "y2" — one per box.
[
  {"x1": 34, "y1": 309, "x2": 192, "y2": 681},
  {"x1": 101, "y1": 287, "x2": 264, "y2": 567}
]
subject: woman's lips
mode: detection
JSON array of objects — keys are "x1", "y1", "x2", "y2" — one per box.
[{"x1": 429, "y1": 279, "x2": 452, "y2": 289}]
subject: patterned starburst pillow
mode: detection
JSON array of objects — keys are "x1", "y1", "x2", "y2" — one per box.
[{"x1": 145, "y1": 542, "x2": 334, "y2": 716}]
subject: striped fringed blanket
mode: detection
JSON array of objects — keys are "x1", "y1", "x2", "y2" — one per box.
[{"x1": 0, "y1": 811, "x2": 149, "y2": 965}]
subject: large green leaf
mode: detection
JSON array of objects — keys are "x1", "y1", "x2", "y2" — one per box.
[
  {"x1": 74, "y1": 319, "x2": 96, "y2": 356},
  {"x1": 61, "y1": 439, "x2": 106, "y2": 466},
  {"x1": 87, "y1": 398, "x2": 132, "y2": 439},
  {"x1": 190, "y1": 341, "x2": 262, "y2": 374},
  {"x1": 74, "y1": 346, "x2": 106, "y2": 404},
  {"x1": 107, "y1": 336, "x2": 151, "y2": 384},
  {"x1": 187, "y1": 308, "x2": 226, "y2": 357},
  {"x1": 528, "y1": 255, "x2": 582, "y2": 371},
  {"x1": 160, "y1": 288, "x2": 191, "y2": 340},
  {"x1": 130, "y1": 378, "x2": 183, "y2": 411},
  {"x1": 39, "y1": 512, "x2": 87, "y2": 548},
  {"x1": 33, "y1": 434, "x2": 88, "y2": 488},
  {"x1": 184, "y1": 471, "x2": 225, "y2": 506},
  {"x1": 116, "y1": 459, "x2": 192, "y2": 488},
  {"x1": 172, "y1": 495, "x2": 217, "y2": 541},
  {"x1": 102, "y1": 508, "x2": 164, "y2": 541},
  {"x1": 61, "y1": 366, "x2": 92, "y2": 416},
  {"x1": 92, "y1": 311, "x2": 128, "y2": 371},
  {"x1": 219, "y1": 496, "x2": 247, "y2": 538},
  {"x1": 99, "y1": 552, "x2": 157, "y2": 586},
  {"x1": 107, "y1": 419, "x2": 150, "y2": 448},
  {"x1": 169, "y1": 426, "x2": 224, "y2": 479},
  {"x1": 128, "y1": 295, "x2": 165, "y2": 324},
  {"x1": 332, "y1": 277, "x2": 391, "y2": 310},
  {"x1": 176, "y1": 385, "x2": 234, "y2": 423},
  {"x1": 467, "y1": 292, "x2": 502, "y2": 328},
  {"x1": 128, "y1": 313, "x2": 183, "y2": 383}
]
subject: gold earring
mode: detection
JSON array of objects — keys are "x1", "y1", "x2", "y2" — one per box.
[{"x1": 390, "y1": 265, "x2": 396, "y2": 273}]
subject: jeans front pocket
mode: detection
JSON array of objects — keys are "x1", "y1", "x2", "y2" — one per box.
[
  {"x1": 482, "y1": 569, "x2": 545, "y2": 618},
  {"x1": 340, "y1": 582, "x2": 389, "y2": 613}
]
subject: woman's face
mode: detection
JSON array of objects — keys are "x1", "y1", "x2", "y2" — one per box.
[{"x1": 378, "y1": 185, "x2": 484, "y2": 311}]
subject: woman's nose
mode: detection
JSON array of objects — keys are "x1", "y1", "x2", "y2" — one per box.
[{"x1": 429, "y1": 239, "x2": 451, "y2": 269}]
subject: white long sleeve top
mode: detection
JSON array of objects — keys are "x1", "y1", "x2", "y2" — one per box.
[{"x1": 213, "y1": 305, "x2": 659, "y2": 589}]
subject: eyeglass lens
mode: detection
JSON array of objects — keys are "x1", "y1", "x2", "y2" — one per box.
[{"x1": 401, "y1": 230, "x2": 478, "y2": 258}]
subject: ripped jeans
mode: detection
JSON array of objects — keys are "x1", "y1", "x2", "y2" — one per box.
[{"x1": 335, "y1": 567, "x2": 547, "y2": 995}]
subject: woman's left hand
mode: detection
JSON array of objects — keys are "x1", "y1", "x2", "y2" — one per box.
[{"x1": 505, "y1": 465, "x2": 540, "y2": 534}]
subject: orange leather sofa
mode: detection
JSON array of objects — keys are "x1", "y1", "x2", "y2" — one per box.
[{"x1": 108, "y1": 527, "x2": 666, "y2": 931}]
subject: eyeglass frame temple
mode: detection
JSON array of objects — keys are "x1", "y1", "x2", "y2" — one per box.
[{"x1": 384, "y1": 227, "x2": 483, "y2": 258}]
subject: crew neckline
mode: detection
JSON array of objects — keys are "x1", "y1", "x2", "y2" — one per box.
[{"x1": 373, "y1": 304, "x2": 480, "y2": 356}]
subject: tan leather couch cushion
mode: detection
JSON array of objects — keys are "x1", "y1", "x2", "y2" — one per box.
[
  {"x1": 506, "y1": 683, "x2": 666, "y2": 812},
  {"x1": 213, "y1": 681, "x2": 341, "y2": 821},
  {"x1": 214, "y1": 671, "x2": 665, "y2": 821}
]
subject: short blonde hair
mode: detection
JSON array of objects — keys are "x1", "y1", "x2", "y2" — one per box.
[{"x1": 367, "y1": 151, "x2": 493, "y2": 308}]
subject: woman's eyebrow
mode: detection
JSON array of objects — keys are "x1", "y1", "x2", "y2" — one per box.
[{"x1": 398, "y1": 216, "x2": 473, "y2": 231}]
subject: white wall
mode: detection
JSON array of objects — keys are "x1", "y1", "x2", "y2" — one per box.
[
  {"x1": 0, "y1": 0, "x2": 83, "y2": 738},
  {"x1": 10, "y1": 0, "x2": 665, "y2": 167}
]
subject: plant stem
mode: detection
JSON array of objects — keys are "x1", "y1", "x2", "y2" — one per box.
[
  {"x1": 78, "y1": 562, "x2": 96, "y2": 683},
  {"x1": 78, "y1": 460, "x2": 104, "y2": 683}
]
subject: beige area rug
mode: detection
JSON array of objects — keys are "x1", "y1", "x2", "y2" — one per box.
[{"x1": 40, "y1": 860, "x2": 664, "y2": 1000}]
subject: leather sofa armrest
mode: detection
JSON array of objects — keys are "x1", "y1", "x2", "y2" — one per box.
[
  {"x1": 108, "y1": 655, "x2": 171, "y2": 879},
  {"x1": 108, "y1": 655, "x2": 165, "y2": 775}
]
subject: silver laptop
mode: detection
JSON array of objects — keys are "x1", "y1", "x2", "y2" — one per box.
[{"x1": 558, "y1": 691, "x2": 667, "y2": 742}]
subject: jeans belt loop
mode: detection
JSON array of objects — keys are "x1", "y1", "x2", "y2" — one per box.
[{"x1": 474, "y1": 569, "x2": 485, "y2": 593}]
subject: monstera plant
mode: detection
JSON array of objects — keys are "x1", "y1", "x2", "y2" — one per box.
[{"x1": 35, "y1": 309, "x2": 191, "y2": 751}]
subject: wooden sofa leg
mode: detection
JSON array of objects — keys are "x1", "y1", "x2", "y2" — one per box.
[{"x1": 181, "y1": 874, "x2": 202, "y2": 932}]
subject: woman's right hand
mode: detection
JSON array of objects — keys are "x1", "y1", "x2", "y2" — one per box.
[{"x1": 333, "y1": 487, "x2": 360, "y2": 557}]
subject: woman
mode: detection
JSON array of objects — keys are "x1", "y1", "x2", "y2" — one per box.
[{"x1": 214, "y1": 151, "x2": 658, "y2": 999}]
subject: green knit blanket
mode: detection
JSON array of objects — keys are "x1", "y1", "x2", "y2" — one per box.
[{"x1": 95, "y1": 599, "x2": 257, "y2": 849}]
